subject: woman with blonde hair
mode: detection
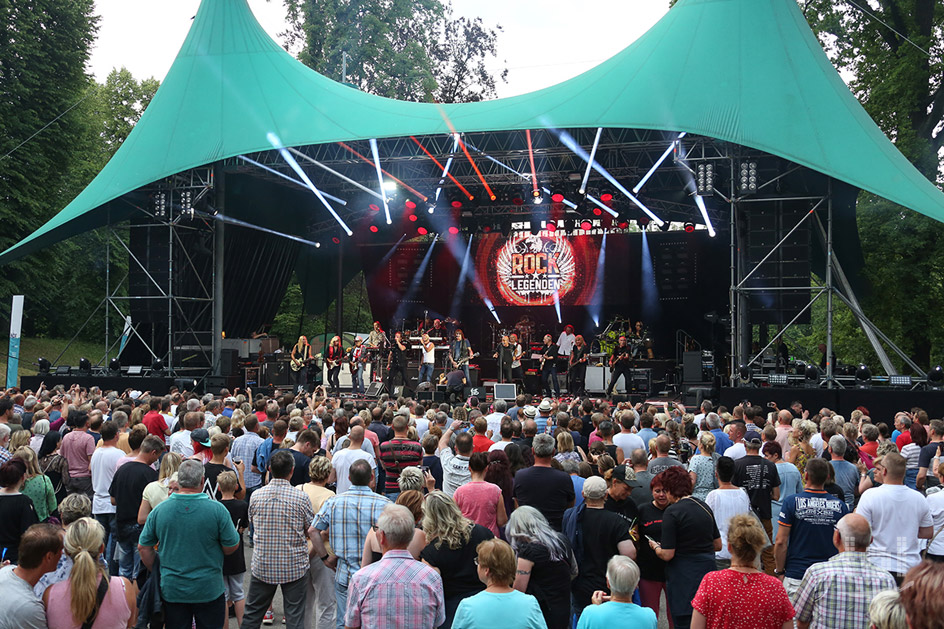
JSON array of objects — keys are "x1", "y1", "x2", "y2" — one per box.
[
  {"x1": 136, "y1": 452, "x2": 182, "y2": 524},
  {"x1": 420, "y1": 491, "x2": 495, "y2": 628},
  {"x1": 554, "y1": 431, "x2": 587, "y2": 464},
  {"x1": 362, "y1": 489, "x2": 427, "y2": 566},
  {"x1": 9, "y1": 428, "x2": 30, "y2": 453},
  {"x1": 13, "y1": 446, "x2": 57, "y2": 522},
  {"x1": 689, "y1": 432, "x2": 717, "y2": 501},
  {"x1": 301, "y1": 456, "x2": 336, "y2": 629},
  {"x1": 43, "y1": 517, "x2": 136, "y2": 628},
  {"x1": 785, "y1": 419, "x2": 816, "y2": 479},
  {"x1": 690, "y1": 514, "x2": 793, "y2": 629}
]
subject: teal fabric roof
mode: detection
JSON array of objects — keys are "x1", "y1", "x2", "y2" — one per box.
[{"x1": 2, "y1": 0, "x2": 942, "y2": 263}]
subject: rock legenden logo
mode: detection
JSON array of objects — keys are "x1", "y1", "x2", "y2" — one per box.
[{"x1": 495, "y1": 232, "x2": 576, "y2": 306}]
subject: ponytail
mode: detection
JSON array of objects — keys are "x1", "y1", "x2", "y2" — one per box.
[{"x1": 63, "y1": 517, "x2": 107, "y2": 624}]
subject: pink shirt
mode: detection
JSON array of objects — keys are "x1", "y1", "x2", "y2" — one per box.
[
  {"x1": 60, "y1": 430, "x2": 95, "y2": 478},
  {"x1": 45, "y1": 576, "x2": 131, "y2": 629},
  {"x1": 453, "y1": 480, "x2": 503, "y2": 536}
]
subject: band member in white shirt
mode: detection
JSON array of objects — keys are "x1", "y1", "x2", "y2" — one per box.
[
  {"x1": 419, "y1": 332, "x2": 436, "y2": 384},
  {"x1": 349, "y1": 337, "x2": 366, "y2": 394}
]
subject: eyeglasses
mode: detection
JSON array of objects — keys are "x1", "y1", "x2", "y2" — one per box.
[{"x1": 473, "y1": 557, "x2": 479, "y2": 566}]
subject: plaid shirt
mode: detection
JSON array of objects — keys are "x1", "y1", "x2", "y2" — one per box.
[
  {"x1": 312, "y1": 485, "x2": 390, "y2": 585},
  {"x1": 345, "y1": 550, "x2": 445, "y2": 629},
  {"x1": 231, "y1": 432, "x2": 265, "y2": 488},
  {"x1": 793, "y1": 551, "x2": 897, "y2": 629},
  {"x1": 248, "y1": 478, "x2": 315, "y2": 584},
  {"x1": 0, "y1": 448, "x2": 11, "y2": 464}
]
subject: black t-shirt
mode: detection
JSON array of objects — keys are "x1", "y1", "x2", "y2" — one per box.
[
  {"x1": 919, "y1": 442, "x2": 943, "y2": 469},
  {"x1": 513, "y1": 466, "x2": 575, "y2": 531},
  {"x1": 660, "y1": 496, "x2": 719, "y2": 555},
  {"x1": 221, "y1": 498, "x2": 249, "y2": 575},
  {"x1": 604, "y1": 495, "x2": 640, "y2": 529},
  {"x1": 517, "y1": 540, "x2": 573, "y2": 629},
  {"x1": 0, "y1": 494, "x2": 38, "y2": 562},
  {"x1": 203, "y1": 462, "x2": 243, "y2": 501},
  {"x1": 572, "y1": 507, "x2": 632, "y2": 608},
  {"x1": 636, "y1": 502, "x2": 668, "y2": 582},
  {"x1": 542, "y1": 343, "x2": 559, "y2": 366},
  {"x1": 446, "y1": 370, "x2": 465, "y2": 389},
  {"x1": 390, "y1": 340, "x2": 407, "y2": 366},
  {"x1": 611, "y1": 344, "x2": 632, "y2": 365},
  {"x1": 420, "y1": 523, "x2": 494, "y2": 599},
  {"x1": 289, "y1": 450, "x2": 312, "y2": 486},
  {"x1": 732, "y1": 454, "x2": 781, "y2": 520},
  {"x1": 109, "y1": 461, "x2": 158, "y2": 525}
]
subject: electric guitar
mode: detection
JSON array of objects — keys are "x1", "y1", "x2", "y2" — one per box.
[
  {"x1": 609, "y1": 350, "x2": 631, "y2": 368},
  {"x1": 570, "y1": 350, "x2": 589, "y2": 367},
  {"x1": 453, "y1": 352, "x2": 479, "y2": 367},
  {"x1": 290, "y1": 347, "x2": 312, "y2": 371}
]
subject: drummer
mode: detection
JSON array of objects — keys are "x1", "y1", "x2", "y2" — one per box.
[{"x1": 633, "y1": 320, "x2": 655, "y2": 359}]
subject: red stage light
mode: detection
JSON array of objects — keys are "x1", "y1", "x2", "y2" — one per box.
[
  {"x1": 512, "y1": 197, "x2": 524, "y2": 206},
  {"x1": 331, "y1": 236, "x2": 340, "y2": 244},
  {"x1": 482, "y1": 225, "x2": 492, "y2": 233},
  {"x1": 369, "y1": 225, "x2": 379, "y2": 233},
  {"x1": 545, "y1": 222, "x2": 557, "y2": 232},
  {"x1": 601, "y1": 193, "x2": 613, "y2": 202},
  {"x1": 580, "y1": 220, "x2": 593, "y2": 230},
  {"x1": 417, "y1": 226, "x2": 429, "y2": 235},
  {"x1": 684, "y1": 222, "x2": 695, "y2": 233},
  {"x1": 551, "y1": 193, "x2": 564, "y2": 203},
  {"x1": 451, "y1": 200, "x2": 463, "y2": 209},
  {"x1": 592, "y1": 207, "x2": 603, "y2": 216},
  {"x1": 369, "y1": 203, "x2": 380, "y2": 212},
  {"x1": 405, "y1": 200, "x2": 417, "y2": 210},
  {"x1": 408, "y1": 214, "x2": 418, "y2": 222},
  {"x1": 618, "y1": 221, "x2": 629, "y2": 229},
  {"x1": 448, "y1": 226, "x2": 459, "y2": 235}
]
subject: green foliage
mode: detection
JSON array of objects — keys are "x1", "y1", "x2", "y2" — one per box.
[
  {"x1": 281, "y1": 0, "x2": 506, "y2": 102},
  {"x1": 270, "y1": 272, "x2": 375, "y2": 349}
]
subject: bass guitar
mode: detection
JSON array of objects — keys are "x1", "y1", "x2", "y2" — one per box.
[{"x1": 453, "y1": 352, "x2": 480, "y2": 367}]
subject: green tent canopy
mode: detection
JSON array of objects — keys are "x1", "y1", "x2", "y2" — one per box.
[{"x1": 2, "y1": 0, "x2": 942, "y2": 264}]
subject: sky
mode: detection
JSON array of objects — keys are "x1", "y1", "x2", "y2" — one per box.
[{"x1": 89, "y1": 0, "x2": 670, "y2": 98}]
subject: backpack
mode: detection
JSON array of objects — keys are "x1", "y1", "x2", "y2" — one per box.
[{"x1": 562, "y1": 503, "x2": 586, "y2": 565}]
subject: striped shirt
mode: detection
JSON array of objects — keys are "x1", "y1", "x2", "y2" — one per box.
[
  {"x1": 312, "y1": 485, "x2": 390, "y2": 585},
  {"x1": 345, "y1": 550, "x2": 445, "y2": 629},
  {"x1": 378, "y1": 438, "x2": 423, "y2": 493}
]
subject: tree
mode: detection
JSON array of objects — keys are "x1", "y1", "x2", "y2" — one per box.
[
  {"x1": 432, "y1": 12, "x2": 507, "y2": 103},
  {"x1": 803, "y1": 0, "x2": 944, "y2": 370}
]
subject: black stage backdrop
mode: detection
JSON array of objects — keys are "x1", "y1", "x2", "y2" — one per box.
[{"x1": 359, "y1": 230, "x2": 728, "y2": 358}]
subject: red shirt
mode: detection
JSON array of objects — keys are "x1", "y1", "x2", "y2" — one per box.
[
  {"x1": 860, "y1": 440, "x2": 878, "y2": 458},
  {"x1": 142, "y1": 410, "x2": 168, "y2": 443},
  {"x1": 692, "y1": 569, "x2": 794, "y2": 629},
  {"x1": 472, "y1": 434, "x2": 494, "y2": 453},
  {"x1": 896, "y1": 431, "x2": 913, "y2": 450}
]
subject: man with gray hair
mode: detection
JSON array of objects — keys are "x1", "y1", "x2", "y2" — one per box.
[
  {"x1": 792, "y1": 513, "x2": 896, "y2": 629},
  {"x1": 138, "y1": 459, "x2": 240, "y2": 628},
  {"x1": 513, "y1": 433, "x2": 574, "y2": 531},
  {"x1": 0, "y1": 423, "x2": 12, "y2": 464},
  {"x1": 344, "y1": 504, "x2": 445, "y2": 628},
  {"x1": 828, "y1": 434, "x2": 858, "y2": 510},
  {"x1": 485, "y1": 399, "x2": 507, "y2": 436},
  {"x1": 576, "y1": 556, "x2": 655, "y2": 627}
]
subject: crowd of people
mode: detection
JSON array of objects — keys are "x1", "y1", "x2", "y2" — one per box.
[{"x1": 0, "y1": 384, "x2": 942, "y2": 629}]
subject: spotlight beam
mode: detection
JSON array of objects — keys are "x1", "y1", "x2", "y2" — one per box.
[
  {"x1": 525, "y1": 129, "x2": 539, "y2": 198},
  {"x1": 368, "y1": 139, "x2": 392, "y2": 225},
  {"x1": 288, "y1": 148, "x2": 383, "y2": 200},
  {"x1": 194, "y1": 210, "x2": 321, "y2": 248},
  {"x1": 266, "y1": 134, "x2": 352, "y2": 236},
  {"x1": 694, "y1": 195, "x2": 717, "y2": 237},
  {"x1": 409, "y1": 136, "x2": 473, "y2": 201},
  {"x1": 336, "y1": 142, "x2": 428, "y2": 201},
  {"x1": 579, "y1": 127, "x2": 603, "y2": 195},
  {"x1": 633, "y1": 132, "x2": 687, "y2": 194},
  {"x1": 435, "y1": 108, "x2": 495, "y2": 200},
  {"x1": 556, "y1": 129, "x2": 665, "y2": 225},
  {"x1": 585, "y1": 194, "x2": 619, "y2": 218},
  {"x1": 437, "y1": 135, "x2": 459, "y2": 203},
  {"x1": 236, "y1": 155, "x2": 346, "y2": 205}
]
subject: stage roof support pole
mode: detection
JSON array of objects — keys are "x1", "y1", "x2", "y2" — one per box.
[
  {"x1": 212, "y1": 164, "x2": 225, "y2": 377},
  {"x1": 825, "y1": 180, "x2": 835, "y2": 388},
  {"x1": 729, "y1": 155, "x2": 737, "y2": 384}
]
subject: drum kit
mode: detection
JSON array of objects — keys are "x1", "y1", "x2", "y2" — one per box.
[
  {"x1": 488, "y1": 315, "x2": 536, "y2": 349},
  {"x1": 595, "y1": 316, "x2": 653, "y2": 359}
]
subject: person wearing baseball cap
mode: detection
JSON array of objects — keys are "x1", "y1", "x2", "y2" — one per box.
[
  {"x1": 731, "y1": 434, "x2": 780, "y2": 574},
  {"x1": 606, "y1": 464, "x2": 643, "y2": 525}
]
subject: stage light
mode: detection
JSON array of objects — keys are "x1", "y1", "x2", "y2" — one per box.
[
  {"x1": 78, "y1": 357, "x2": 91, "y2": 375},
  {"x1": 451, "y1": 200, "x2": 463, "y2": 209},
  {"x1": 928, "y1": 366, "x2": 944, "y2": 389},
  {"x1": 332, "y1": 236, "x2": 341, "y2": 244},
  {"x1": 545, "y1": 221, "x2": 557, "y2": 232},
  {"x1": 637, "y1": 217, "x2": 651, "y2": 230},
  {"x1": 592, "y1": 208, "x2": 602, "y2": 216},
  {"x1": 696, "y1": 162, "x2": 714, "y2": 195},
  {"x1": 532, "y1": 193, "x2": 543, "y2": 205},
  {"x1": 564, "y1": 218, "x2": 575, "y2": 233},
  {"x1": 768, "y1": 373, "x2": 789, "y2": 386},
  {"x1": 151, "y1": 358, "x2": 165, "y2": 374},
  {"x1": 551, "y1": 193, "x2": 564, "y2": 203},
  {"x1": 448, "y1": 226, "x2": 459, "y2": 235},
  {"x1": 855, "y1": 364, "x2": 872, "y2": 388},
  {"x1": 427, "y1": 202, "x2": 436, "y2": 214},
  {"x1": 684, "y1": 222, "x2": 695, "y2": 233},
  {"x1": 658, "y1": 221, "x2": 672, "y2": 232},
  {"x1": 740, "y1": 161, "x2": 758, "y2": 193},
  {"x1": 369, "y1": 203, "x2": 380, "y2": 212},
  {"x1": 368, "y1": 138, "x2": 392, "y2": 225},
  {"x1": 108, "y1": 358, "x2": 121, "y2": 374},
  {"x1": 889, "y1": 374, "x2": 912, "y2": 388},
  {"x1": 37, "y1": 357, "x2": 51, "y2": 375},
  {"x1": 617, "y1": 220, "x2": 629, "y2": 229},
  {"x1": 405, "y1": 200, "x2": 417, "y2": 210},
  {"x1": 600, "y1": 193, "x2": 613, "y2": 203},
  {"x1": 512, "y1": 196, "x2": 525, "y2": 206},
  {"x1": 805, "y1": 364, "x2": 819, "y2": 381},
  {"x1": 383, "y1": 180, "x2": 397, "y2": 192},
  {"x1": 738, "y1": 364, "x2": 752, "y2": 384},
  {"x1": 586, "y1": 194, "x2": 619, "y2": 218},
  {"x1": 56, "y1": 365, "x2": 71, "y2": 376},
  {"x1": 417, "y1": 226, "x2": 429, "y2": 236},
  {"x1": 481, "y1": 224, "x2": 493, "y2": 233},
  {"x1": 408, "y1": 214, "x2": 418, "y2": 222},
  {"x1": 369, "y1": 225, "x2": 379, "y2": 233},
  {"x1": 580, "y1": 219, "x2": 593, "y2": 231}
]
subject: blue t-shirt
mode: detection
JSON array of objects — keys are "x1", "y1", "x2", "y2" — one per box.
[
  {"x1": 571, "y1": 475, "x2": 586, "y2": 508},
  {"x1": 576, "y1": 601, "x2": 657, "y2": 629},
  {"x1": 637, "y1": 428, "x2": 658, "y2": 448},
  {"x1": 830, "y1": 459, "x2": 859, "y2": 510},
  {"x1": 710, "y1": 428, "x2": 734, "y2": 454},
  {"x1": 777, "y1": 488, "x2": 849, "y2": 579},
  {"x1": 452, "y1": 589, "x2": 547, "y2": 629}
]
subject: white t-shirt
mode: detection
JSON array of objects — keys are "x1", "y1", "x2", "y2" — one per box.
[
  {"x1": 422, "y1": 341, "x2": 436, "y2": 364},
  {"x1": 724, "y1": 442, "x2": 747, "y2": 460},
  {"x1": 0, "y1": 564, "x2": 46, "y2": 629},
  {"x1": 926, "y1": 491, "x2": 944, "y2": 556},
  {"x1": 557, "y1": 332, "x2": 575, "y2": 356},
  {"x1": 90, "y1": 445, "x2": 125, "y2": 515},
  {"x1": 414, "y1": 416, "x2": 430, "y2": 440},
  {"x1": 488, "y1": 441, "x2": 512, "y2": 452},
  {"x1": 857, "y1": 483, "x2": 933, "y2": 574},
  {"x1": 705, "y1": 487, "x2": 752, "y2": 559},
  {"x1": 693, "y1": 413, "x2": 706, "y2": 428},
  {"x1": 810, "y1": 433, "x2": 825, "y2": 458},
  {"x1": 331, "y1": 448, "x2": 376, "y2": 495},
  {"x1": 168, "y1": 430, "x2": 194, "y2": 458},
  {"x1": 485, "y1": 412, "x2": 505, "y2": 436},
  {"x1": 613, "y1": 432, "x2": 645, "y2": 457}
]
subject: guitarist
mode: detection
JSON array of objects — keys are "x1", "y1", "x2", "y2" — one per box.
[
  {"x1": 349, "y1": 337, "x2": 366, "y2": 395},
  {"x1": 569, "y1": 334, "x2": 589, "y2": 396},
  {"x1": 449, "y1": 329, "x2": 474, "y2": 386},
  {"x1": 606, "y1": 335, "x2": 633, "y2": 398},
  {"x1": 290, "y1": 335, "x2": 312, "y2": 393},
  {"x1": 493, "y1": 335, "x2": 514, "y2": 384},
  {"x1": 510, "y1": 333, "x2": 525, "y2": 385},
  {"x1": 540, "y1": 334, "x2": 561, "y2": 398},
  {"x1": 386, "y1": 330, "x2": 409, "y2": 393},
  {"x1": 326, "y1": 335, "x2": 344, "y2": 398}
]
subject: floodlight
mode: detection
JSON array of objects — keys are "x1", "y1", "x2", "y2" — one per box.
[
  {"x1": 768, "y1": 373, "x2": 788, "y2": 386},
  {"x1": 37, "y1": 357, "x2": 51, "y2": 375}
]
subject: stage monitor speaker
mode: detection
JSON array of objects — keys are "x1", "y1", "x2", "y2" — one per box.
[
  {"x1": 394, "y1": 386, "x2": 413, "y2": 398},
  {"x1": 611, "y1": 394, "x2": 630, "y2": 403},
  {"x1": 417, "y1": 391, "x2": 445, "y2": 403},
  {"x1": 683, "y1": 351, "x2": 703, "y2": 383},
  {"x1": 204, "y1": 375, "x2": 227, "y2": 395},
  {"x1": 493, "y1": 383, "x2": 516, "y2": 401},
  {"x1": 365, "y1": 382, "x2": 385, "y2": 397}
]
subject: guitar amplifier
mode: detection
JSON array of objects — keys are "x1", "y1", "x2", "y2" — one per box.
[{"x1": 260, "y1": 359, "x2": 293, "y2": 386}]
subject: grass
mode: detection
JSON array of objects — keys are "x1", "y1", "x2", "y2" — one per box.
[{"x1": 0, "y1": 337, "x2": 109, "y2": 384}]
